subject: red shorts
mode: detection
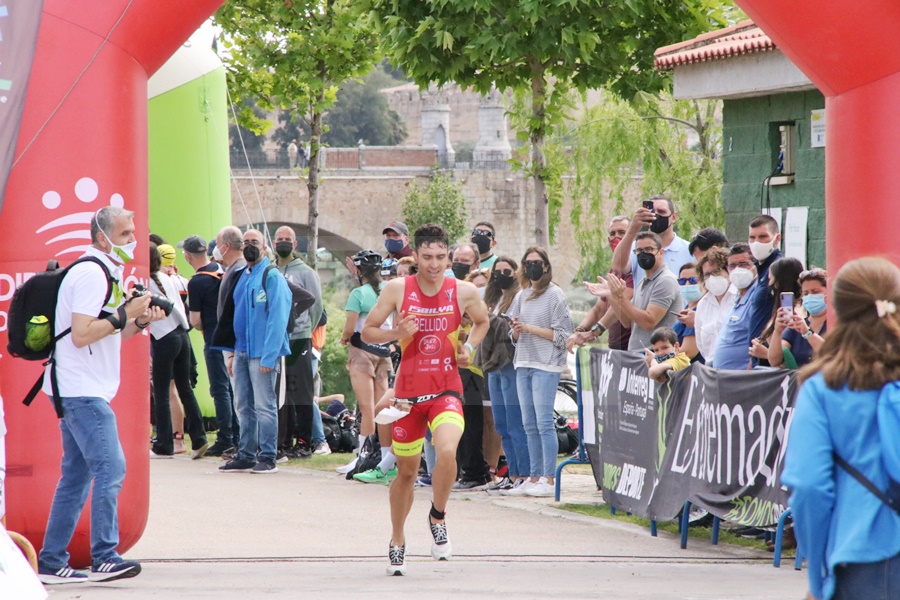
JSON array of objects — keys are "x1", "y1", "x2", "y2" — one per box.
[{"x1": 391, "y1": 394, "x2": 465, "y2": 457}]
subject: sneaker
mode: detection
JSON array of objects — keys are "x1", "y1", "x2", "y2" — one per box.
[
  {"x1": 288, "y1": 444, "x2": 313, "y2": 459},
  {"x1": 525, "y1": 477, "x2": 555, "y2": 497},
  {"x1": 149, "y1": 449, "x2": 173, "y2": 459},
  {"x1": 386, "y1": 542, "x2": 406, "y2": 576},
  {"x1": 451, "y1": 479, "x2": 489, "y2": 492},
  {"x1": 276, "y1": 450, "x2": 289, "y2": 464},
  {"x1": 353, "y1": 467, "x2": 388, "y2": 483},
  {"x1": 336, "y1": 456, "x2": 359, "y2": 474},
  {"x1": 486, "y1": 476, "x2": 514, "y2": 495},
  {"x1": 428, "y1": 513, "x2": 452, "y2": 560},
  {"x1": 219, "y1": 458, "x2": 256, "y2": 473},
  {"x1": 37, "y1": 564, "x2": 88, "y2": 585},
  {"x1": 313, "y1": 441, "x2": 332, "y2": 456},
  {"x1": 251, "y1": 460, "x2": 278, "y2": 474},
  {"x1": 221, "y1": 447, "x2": 238, "y2": 460},
  {"x1": 90, "y1": 559, "x2": 142, "y2": 582},
  {"x1": 503, "y1": 479, "x2": 534, "y2": 496},
  {"x1": 191, "y1": 442, "x2": 209, "y2": 460},
  {"x1": 205, "y1": 441, "x2": 233, "y2": 457},
  {"x1": 414, "y1": 475, "x2": 432, "y2": 488}
]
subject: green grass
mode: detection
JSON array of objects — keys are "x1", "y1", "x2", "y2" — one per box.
[
  {"x1": 558, "y1": 503, "x2": 784, "y2": 553},
  {"x1": 288, "y1": 452, "x2": 355, "y2": 472}
]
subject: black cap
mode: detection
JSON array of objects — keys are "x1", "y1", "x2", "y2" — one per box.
[{"x1": 177, "y1": 235, "x2": 207, "y2": 254}]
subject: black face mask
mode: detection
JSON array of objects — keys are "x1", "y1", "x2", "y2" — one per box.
[
  {"x1": 524, "y1": 261, "x2": 545, "y2": 281},
  {"x1": 494, "y1": 272, "x2": 515, "y2": 290},
  {"x1": 471, "y1": 235, "x2": 491, "y2": 254},
  {"x1": 650, "y1": 214, "x2": 670, "y2": 234},
  {"x1": 637, "y1": 252, "x2": 657, "y2": 271},
  {"x1": 275, "y1": 241, "x2": 293, "y2": 258},
  {"x1": 242, "y1": 245, "x2": 261, "y2": 263},
  {"x1": 451, "y1": 262, "x2": 471, "y2": 280}
]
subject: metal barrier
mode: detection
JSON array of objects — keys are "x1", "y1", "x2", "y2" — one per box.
[{"x1": 553, "y1": 351, "x2": 592, "y2": 501}]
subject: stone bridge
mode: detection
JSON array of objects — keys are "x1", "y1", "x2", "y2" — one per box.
[{"x1": 230, "y1": 166, "x2": 584, "y2": 286}]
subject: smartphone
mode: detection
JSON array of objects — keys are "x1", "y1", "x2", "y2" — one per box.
[
  {"x1": 780, "y1": 292, "x2": 794, "y2": 311},
  {"x1": 642, "y1": 200, "x2": 655, "y2": 212}
]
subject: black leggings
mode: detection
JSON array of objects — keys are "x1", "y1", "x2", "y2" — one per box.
[{"x1": 152, "y1": 328, "x2": 207, "y2": 454}]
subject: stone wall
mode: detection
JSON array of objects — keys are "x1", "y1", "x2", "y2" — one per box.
[{"x1": 231, "y1": 169, "x2": 583, "y2": 287}]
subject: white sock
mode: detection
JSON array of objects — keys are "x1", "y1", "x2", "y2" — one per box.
[
  {"x1": 378, "y1": 449, "x2": 396, "y2": 473},
  {"x1": 358, "y1": 434, "x2": 366, "y2": 454}
]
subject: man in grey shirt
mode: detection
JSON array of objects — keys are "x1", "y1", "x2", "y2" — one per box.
[
  {"x1": 606, "y1": 231, "x2": 681, "y2": 351},
  {"x1": 216, "y1": 226, "x2": 247, "y2": 319}
]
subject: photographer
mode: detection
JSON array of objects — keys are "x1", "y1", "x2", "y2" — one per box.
[
  {"x1": 38, "y1": 207, "x2": 165, "y2": 585},
  {"x1": 148, "y1": 243, "x2": 209, "y2": 459}
]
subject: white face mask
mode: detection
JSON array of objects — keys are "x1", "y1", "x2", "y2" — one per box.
[
  {"x1": 749, "y1": 239, "x2": 775, "y2": 263},
  {"x1": 704, "y1": 275, "x2": 729, "y2": 297},
  {"x1": 478, "y1": 287, "x2": 486, "y2": 300},
  {"x1": 213, "y1": 246, "x2": 223, "y2": 261},
  {"x1": 729, "y1": 267, "x2": 755, "y2": 290},
  {"x1": 103, "y1": 230, "x2": 136, "y2": 264}
]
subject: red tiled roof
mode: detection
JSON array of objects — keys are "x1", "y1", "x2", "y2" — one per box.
[{"x1": 654, "y1": 20, "x2": 775, "y2": 70}]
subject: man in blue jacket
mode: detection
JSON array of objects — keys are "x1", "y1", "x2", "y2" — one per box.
[{"x1": 219, "y1": 228, "x2": 292, "y2": 474}]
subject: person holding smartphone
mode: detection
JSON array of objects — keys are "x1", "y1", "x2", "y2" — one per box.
[
  {"x1": 768, "y1": 268, "x2": 828, "y2": 368},
  {"x1": 748, "y1": 257, "x2": 803, "y2": 367}
]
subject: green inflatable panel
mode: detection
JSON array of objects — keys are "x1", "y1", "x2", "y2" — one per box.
[{"x1": 148, "y1": 31, "x2": 231, "y2": 419}]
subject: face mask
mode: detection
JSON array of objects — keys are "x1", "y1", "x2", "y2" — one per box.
[
  {"x1": 802, "y1": 293, "x2": 827, "y2": 316},
  {"x1": 609, "y1": 237, "x2": 622, "y2": 252},
  {"x1": 477, "y1": 287, "x2": 486, "y2": 300},
  {"x1": 243, "y1": 244, "x2": 261, "y2": 263},
  {"x1": 705, "y1": 275, "x2": 729, "y2": 297},
  {"x1": 649, "y1": 214, "x2": 670, "y2": 234},
  {"x1": 102, "y1": 229, "x2": 136, "y2": 264},
  {"x1": 275, "y1": 241, "x2": 294, "y2": 258},
  {"x1": 730, "y1": 267, "x2": 755, "y2": 290},
  {"x1": 213, "y1": 246, "x2": 224, "y2": 261},
  {"x1": 451, "y1": 262, "x2": 471, "y2": 280},
  {"x1": 494, "y1": 272, "x2": 515, "y2": 290},
  {"x1": 749, "y1": 239, "x2": 776, "y2": 262},
  {"x1": 654, "y1": 351, "x2": 676, "y2": 364},
  {"x1": 471, "y1": 235, "x2": 491, "y2": 254},
  {"x1": 524, "y1": 261, "x2": 544, "y2": 281},
  {"x1": 680, "y1": 284, "x2": 703, "y2": 303},
  {"x1": 637, "y1": 252, "x2": 657, "y2": 271},
  {"x1": 385, "y1": 239, "x2": 404, "y2": 255}
]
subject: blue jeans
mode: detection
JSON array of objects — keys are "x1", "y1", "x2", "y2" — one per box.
[
  {"x1": 233, "y1": 351, "x2": 279, "y2": 463},
  {"x1": 39, "y1": 397, "x2": 126, "y2": 568},
  {"x1": 516, "y1": 367, "x2": 560, "y2": 478},
  {"x1": 834, "y1": 551, "x2": 900, "y2": 599},
  {"x1": 205, "y1": 345, "x2": 238, "y2": 447},
  {"x1": 488, "y1": 364, "x2": 530, "y2": 478}
]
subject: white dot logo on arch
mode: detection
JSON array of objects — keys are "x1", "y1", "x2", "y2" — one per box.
[{"x1": 38, "y1": 177, "x2": 127, "y2": 257}]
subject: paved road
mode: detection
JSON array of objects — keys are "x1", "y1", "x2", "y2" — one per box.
[{"x1": 46, "y1": 456, "x2": 808, "y2": 599}]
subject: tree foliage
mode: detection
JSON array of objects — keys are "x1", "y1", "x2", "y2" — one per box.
[
  {"x1": 401, "y1": 169, "x2": 469, "y2": 244},
  {"x1": 323, "y1": 72, "x2": 408, "y2": 147},
  {"x1": 215, "y1": 0, "x2": 377, "y2": 267},
  {"x1": 561, "y1": 91, "x2": 723, "y2": 279},
  {"x1": 366, "y1": 0, "x2": 735, "y2": 247}
]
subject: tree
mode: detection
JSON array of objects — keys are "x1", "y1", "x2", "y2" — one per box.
[
  {"x1": 401, "y1": 169, "x2": 469, "y2": 244},
  {"x1": 562, "y1": 91, "x2": 723, "y2": 278},
  {"x1": 323, "y1": 73, "x2": 407, "y2": 147},
  {"x1": 366, "y1": 0, "x2": 735, "y2": 248},
  {"x1": 215, "y1": 0, "x2": 376, "y2": 269}
]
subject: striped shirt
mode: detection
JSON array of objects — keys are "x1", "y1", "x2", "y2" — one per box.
[{"x1": 507, "y1": 284, "x2": 574, "y2": 372}]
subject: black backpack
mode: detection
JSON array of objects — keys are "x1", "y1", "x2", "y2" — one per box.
[
  {"x1": 7, "y1": 257, "x2": 113, "y2": 418},
  {"x1": 262, "y1": 265, "x2": 315, "y2": 334}
]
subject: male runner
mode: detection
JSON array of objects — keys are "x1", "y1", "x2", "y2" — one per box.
[{"x1": 362, "y1": 223, "x2": 489, "y2": 576}]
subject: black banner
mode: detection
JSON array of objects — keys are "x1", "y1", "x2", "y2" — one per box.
[
  {"x1": 0, "y1": 1, "x2": 44, "y2": 211},
  {"x1": 589, "y1": 348, "x2": 797, "y2": 527}
]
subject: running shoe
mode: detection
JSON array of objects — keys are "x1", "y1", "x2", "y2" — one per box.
[
  {"x1": 428, "y1": 513, "x2": 452, "y2": 560},
  {"x1": 276, "y1": 450, "x2": 289, "y2": 463},
  {"x1": 191, "y1": 442, "x2": 209, "y2": 460},
  {"x1": 353, "y1": 466, "x2": 397, "y2": 484},
  {"x1": 525, "y1": 477, "x2": 555, "y2": 497},
  {"x1": 37, "y1": 564, "x2": 88, "y2": 585},
  {"x1": 313, "y1": 441, "x2": 332, "y2": 456},
  {"x1": 503, "y1": 479, "x2": 534, "y2": 496},
  {"x1": 336, "y1": 456, "x2": 359, "y2": 474},
  {"x1": 219, "y1": 458, "x2": 256, "y2": 473},
  {"x1": 451, "y1": 479, "x2": 489, "y2": 492},
  {"x1": 149, "y1": 450, "x2": 174, "y2": 459},
  {"x1": 486, "y1": 476, "x2": 513, "y2": 495},
  {"x1": 205, "y1": 441, "x2": 233, "y2": 457},
  {"x1": 386, "y1": 542, "x2": 407, "y2": 576},
  {"x1": 90, "y1": 559, "x2": 142, "y2": 582},
  {"x1": 252, "y1": 460, "x2": 279, "y2": 474},
  {"x1": 414, "y1": 475, "x2": 432, "y2": 488}
]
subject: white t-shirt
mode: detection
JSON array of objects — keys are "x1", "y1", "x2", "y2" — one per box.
[
  {"x1": 694, "y1": 285, "x2": 739, "y2": 366},
  {"x1": 42, "y1": 248, "x2": 125, "y2": 402},
  {"x1": 150, "y1": 273, "x2": 189, "y2": 340}
]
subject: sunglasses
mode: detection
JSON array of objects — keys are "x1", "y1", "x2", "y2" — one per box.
[
  {"x1": 678, "y1": 277, "x2": 698, "y2": 285},
  {"x1": 799, "y1": 268, "x2": 826, "y2": 279},
  {"x1": 494, "y1": 268, "x2": 514, "y2": 277},
  {"x1": 472, "y1": 230, "x2": 494, "y2": 238}
]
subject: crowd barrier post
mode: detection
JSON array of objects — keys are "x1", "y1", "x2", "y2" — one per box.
[
  {"x1": 554, "y1": 348, "x2": 592, "y2": 502},
  {"x1": 773, "y1": 507, "x2": 804, "y2": 569}
]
